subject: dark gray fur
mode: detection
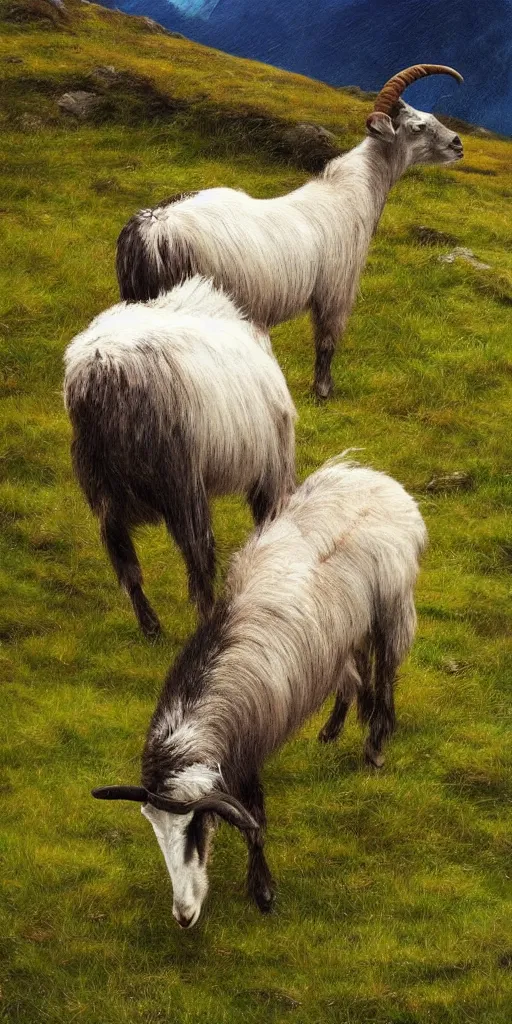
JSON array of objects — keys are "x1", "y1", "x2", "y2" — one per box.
[{"x1": 116, "y1": 193, "x2": 199, "y2": 302}]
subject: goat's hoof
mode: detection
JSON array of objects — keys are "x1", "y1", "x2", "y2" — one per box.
[
  {"x1": 314, "y1": 380, "x2": 333, "y2": 401},
  {"x1": 318, "y1": 725, "x2": 338, "y2": 743},
  {"x1": 365, "y1": 744, "x2": 385, "y2": 769},
  {"x1": 254, "y1": 884, "x2": 275, "y2": 914},
  {"x1": 140, "y1": 617, "x2": 163, "y2": 642}
]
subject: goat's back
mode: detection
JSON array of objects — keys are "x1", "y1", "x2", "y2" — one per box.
[
  {"x1": 63, "y1": 279, "x2": 296, "y2": 517},
  {"x1": 230, "y1": 458, "x2": 426, "y2": 594},
  {"x1": 116, "y1": 184, "x2": 340, "y2": 323}
]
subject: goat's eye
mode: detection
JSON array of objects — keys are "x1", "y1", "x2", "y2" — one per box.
[{"x1": 411, "y1": 123, "x2": 426, "y2": 133}]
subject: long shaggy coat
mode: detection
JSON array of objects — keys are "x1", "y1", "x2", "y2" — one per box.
[
  {"x1": 64, "y1": 277, "x2": 296, "y2": 637},
  {"x1": 134, "y1": 458, "x2": 427, "y2": 922}
]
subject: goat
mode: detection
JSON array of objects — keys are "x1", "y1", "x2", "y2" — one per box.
[
  {"x1": 116, "y1": 64, "x2": 464, "y2": 399},
  {"x1": 64, "y1": 276, "x2": 296, "y2": 638},
  {"x1": 93, "y1": 456, "x2": 427, "y2": 927}
]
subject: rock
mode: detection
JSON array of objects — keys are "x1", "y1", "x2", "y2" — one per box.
[
  {"x1": 426, "y1": 471, "x2": 474, "y2": 493},
  {"x1": 439, "y1": 247, "x2": 491, "y2": 271},
  {"x1": 89, "y1": 65, "x2": 121, "y2": 87},
  {"x1": 2, "y1": 56, "x2": 24, "y2": 63},
  {"x1": 279, "y1": 122, "x2": 340, "y2": 173},
  {"x1": 91, "y1": 65, "x2": 117, "y2": 79},
  {"x1": 169, "y1": 31, "x2": 188, "y2": 39},
  {"x1": 341, "y1": 85, "x2": 377, "y2": 101},
  {"x1": 4, "y1": 0, "x2": 64, "y2": 23},
  {"x1": 472, "y1": 127, "x2": 493, "y2": 138},
  {"x1": 140, "y1": 16, "x2": 167, "y2": 33},
  {"x1": 57, "y1": 91, "x2": 100, "y2": 120},
  {"x1": 411, "y1": 225, "x2": 459, "y2": 247}
]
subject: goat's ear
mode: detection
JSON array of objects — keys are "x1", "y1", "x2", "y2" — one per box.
[
  {"x1": 366, "y1": 112, "x2": 396, "y2": 142},
  {"x1": 193, "y1": 793, "x2": 259, "y2": 833}
]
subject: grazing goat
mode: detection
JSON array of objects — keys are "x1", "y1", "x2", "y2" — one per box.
[
  {"x1": 93, "y1": 457, "x2": 427, "y2": 927},
  {"x1": 64, "y1": 276, "x2": 296, "y2": 638},
  {"x1": 117, "y1": 64, "x2": 464, "y2": 399}
]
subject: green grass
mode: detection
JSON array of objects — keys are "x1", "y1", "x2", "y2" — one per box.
[{"x1": 1, "y1": 3, "x2": 512, "y2": 1022}]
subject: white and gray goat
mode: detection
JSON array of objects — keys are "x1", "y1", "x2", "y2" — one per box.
[
  {"x1": 93, "y1": 457, "x2": 427, "y2": 927},
  {"x1": 116, "y1": 64, "x2": 463, "y2": 399},
  {"x1": 64, "y1": 276, "x2": 296, "y2": 638}
]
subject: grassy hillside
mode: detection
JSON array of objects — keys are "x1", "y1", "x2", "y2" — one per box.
[{"x1": 1, "y1": 3, "x2": 512, "y2": 1023}]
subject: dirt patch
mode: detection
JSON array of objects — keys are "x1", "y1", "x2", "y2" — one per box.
[{"x1": 410, "y1": 225, "x2": 460, "y2": 247}]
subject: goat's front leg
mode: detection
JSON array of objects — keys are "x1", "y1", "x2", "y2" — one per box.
[
  {"x1": 311, "y1": 302, "x2": 346, "y2": 400},
  {"x1": 240, "y1": 775, "x2": 275, "y2": 913},
  {"x1": 318, "y1": 644, "x2": 372, "y2": 744},
  {"x1": 318, "y1": 690, "x2": 351, "y2": 743}
]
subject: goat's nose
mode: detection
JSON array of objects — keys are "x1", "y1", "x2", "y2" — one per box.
[
  {"x1": 176, "y1": 912, "x2": 195, "y2": 929},
  {"x1": 452, "y1": 134, "x2": 462, "y2": 148}
]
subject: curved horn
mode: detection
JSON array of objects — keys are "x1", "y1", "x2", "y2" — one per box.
[
  {"x1": 192, "y1": 793, "x2": 260, "y2": 832},
  {"x1": 91, "y1": 785, "x2": 259, "y2": 831},
  {"x1": 373, "y1": 64, "x2": 463, "y2": 115},
  {"x1": 92, "y1": 785, "x2": 149, "y2": 802},
  {"x1": 92, "y1": 785, "x2": 196, "y2": 813}
]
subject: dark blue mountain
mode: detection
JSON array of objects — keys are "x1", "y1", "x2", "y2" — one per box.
[{"x1": 98, "y1": 0, "x2": 512, "y2": 135}]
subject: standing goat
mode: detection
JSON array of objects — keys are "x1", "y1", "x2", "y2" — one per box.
[
  {"x1": 64, "y1": 276, "x2": 296, "y2": 638},
  {"x1": 93, "y1": 457, "x2": 427, "y2": 927},
  {"x1": 117, "y1": 64, "x2": 464, "y2": 399}
]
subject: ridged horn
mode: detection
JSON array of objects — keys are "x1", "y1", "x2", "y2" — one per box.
[{"x1": 373, "y1": 65, "x2": 463, "y2": 115}]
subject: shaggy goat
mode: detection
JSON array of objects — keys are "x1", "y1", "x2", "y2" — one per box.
[
  {"x1": 93, "y1": 457, "x2": 427, "y2": 927},
  {"x1": 117, "y1": 64, "x2": 464, "y2": 399},
  {"x1": 64, "y1": 276, "x2": 296, "y2": 638}
]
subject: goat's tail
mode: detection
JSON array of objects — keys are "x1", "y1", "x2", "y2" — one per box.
[
  {"x1": 116, "y1": 206, "x2": 195, "y2": 302},
  {"x1": 64, "y1": 351, "x2": 169, "y2": 520}
]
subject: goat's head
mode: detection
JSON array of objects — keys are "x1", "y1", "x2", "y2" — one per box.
[
  {"x1": 366, "y1": 65, "x2": 464, "y2": 165},
  {"x1": 92, "y1": 784, "x2": 258, "y2": 929}
]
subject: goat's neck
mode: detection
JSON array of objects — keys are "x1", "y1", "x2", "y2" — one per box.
[{"x1": 324, "y1": 137, "x2": 410, "y2": 228}]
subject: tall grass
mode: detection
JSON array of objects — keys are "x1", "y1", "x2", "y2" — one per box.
[{"x1": 1, "y1": 4, "x2": 511, "y2": 1022}]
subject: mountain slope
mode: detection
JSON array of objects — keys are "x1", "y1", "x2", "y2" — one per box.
[
  {"x1": 97, "y1": 0, "x2": 512, "y2": 135},
  {"x1": 1, "y1": 3, "x2": 512, "y2": 1024}
]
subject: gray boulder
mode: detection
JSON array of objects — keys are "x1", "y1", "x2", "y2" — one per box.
[
  {"x1": 439, "y1": 247, "x2": 491, "y2": 271},
  {"x1": 57, "y1": 91, "x2": 100, "y2": 120},
  {"x1": 279, "y1": 122, "x2": 340, "y2": 173}
]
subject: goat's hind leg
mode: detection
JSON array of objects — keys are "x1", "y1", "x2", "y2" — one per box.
[
  {"x1": 241, "y1": 775, "x2": 275, "y2": 913},
  {"x1": 164, "y1": 473, "x2": 216, "y2": 622},
  {"x1": 311, "y1": 301, "x2": 345, "y2": 401},
  {"x1": 101, "y1": 513, "x2": 162, "y2": 639},
  {"x1": 365, "y1": 598, "x2": 416, "y2": 768}
]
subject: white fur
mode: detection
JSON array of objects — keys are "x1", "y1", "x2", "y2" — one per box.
[
  {"x1": 119, "y1": 102, "x2": 462, "y2": 396},
  {"x1": 64, "y1": 277, "x2": 296, "y2": 503},
  {"x1": 141, "y1": 805, "x2": 208, "y2": 927},
  {"x1": 142, "y1": 457, "x2": 428, "y2": 925},
  {"x1": 193, "y1": 457, "x2": 428, "y2": 759}
]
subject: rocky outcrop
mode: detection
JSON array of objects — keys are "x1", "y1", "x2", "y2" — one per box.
[
  {"x1": 439, "y1": 248, "x2": 491, "y2": 271},
  {"x1": 274, "y1": 122, "x2": 340, "y2": 173},
  {"x1": 57, "y1": 91, "x2": 100, "y2": 120}
]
